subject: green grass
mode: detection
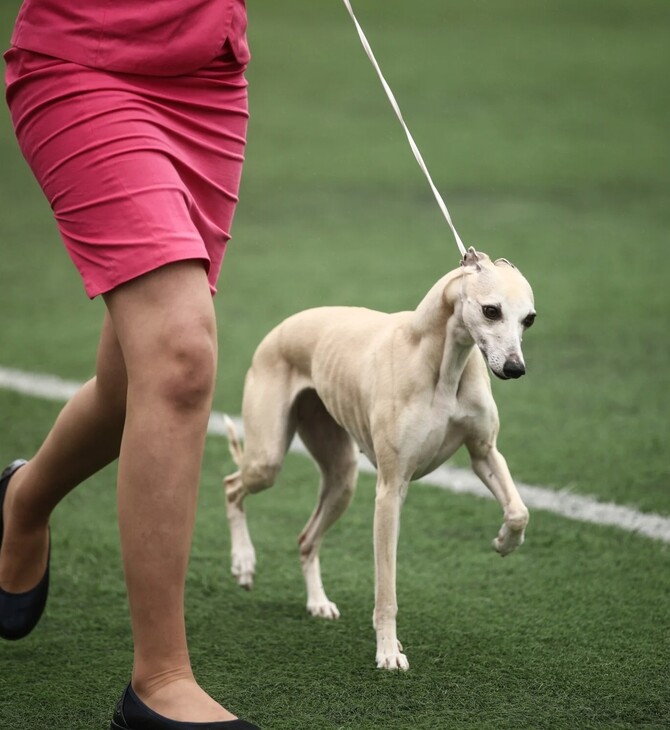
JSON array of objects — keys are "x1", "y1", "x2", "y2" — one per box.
[
  {"x1": 1, "y1": 399, "x2": 668, "y2": 728},
  {"x1": 1, "y1": 0, "x2": 669, "y2": 727}
]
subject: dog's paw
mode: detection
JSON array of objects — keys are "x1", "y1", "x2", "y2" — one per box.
[
  {"x1": 307, "y1": 599, "x2": 340, "y2": 620},
  {"x1": 231, "y1": 549, "x2": 256, "y2": 590},
  {"x1": 376, "y1": 645, "x2": 409, "y2": 671},
  {"x1": 492, "y1": 522, "x2": 525, "y2": 557}
]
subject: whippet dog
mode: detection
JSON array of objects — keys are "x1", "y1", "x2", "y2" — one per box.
[{"x1": 224, "y1": 247, "x2": 536, "y2": 670}]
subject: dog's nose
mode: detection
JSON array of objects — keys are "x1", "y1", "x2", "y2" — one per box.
[{"x1": 503, "y1": 358, "x2": 526, "y2": 379}]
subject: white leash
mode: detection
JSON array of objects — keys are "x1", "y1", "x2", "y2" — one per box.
[{"x1": 341, "y1": 0, "x2": 467, "y2": 258}]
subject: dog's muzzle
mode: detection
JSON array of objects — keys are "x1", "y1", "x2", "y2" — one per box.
[{"x1": 479, "y1": 346, "x2": 526, "y2": 381}]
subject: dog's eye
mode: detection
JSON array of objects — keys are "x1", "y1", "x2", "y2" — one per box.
[
  {"x1": 522, "y1": 313, "x2": 536, "y2": 328},
  {"x1": 482, "y1": 305, "x2": 502, "y2": 321}
]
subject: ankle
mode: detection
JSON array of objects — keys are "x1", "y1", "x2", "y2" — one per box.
[
  {"x1": 131, "y1": 664, "x2": 195, "y2": 699},
  {"x1": 3, "y1": 463, "x2": 50, "y2": 533},
  {"x1": 127, "y1": 671, "x2": 238, "y2": 723}
]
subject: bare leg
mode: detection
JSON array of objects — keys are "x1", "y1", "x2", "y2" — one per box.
[
  {"x1": 103, "y1": 261, "x2": 237, "y2": 722},
  {"x1": 0, "y1": 313, "x2": 127, "y2": 592},
  {"x1": 2, "y1": 261, "x2": 239, "y2": 721}
]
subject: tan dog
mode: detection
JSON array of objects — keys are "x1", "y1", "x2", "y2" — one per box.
[{"x1": 224, "y1": 247, "x2": 536, "y2": 670}]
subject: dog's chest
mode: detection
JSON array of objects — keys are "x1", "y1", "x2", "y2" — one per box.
[{"x1": 410, "y1": 410, "x2": 469, "y2": 480}]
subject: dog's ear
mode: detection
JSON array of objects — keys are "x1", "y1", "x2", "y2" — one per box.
[
  {"x1": 494, "y1": 257, "x2": 516, "y2": 269},
  {"x1": 461, "y1": 246, "x2": 481, "y2": 272}
]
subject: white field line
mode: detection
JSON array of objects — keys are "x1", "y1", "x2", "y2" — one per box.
[{"x1": 3, "y1": 365, "x2": 670, "y2": 544}]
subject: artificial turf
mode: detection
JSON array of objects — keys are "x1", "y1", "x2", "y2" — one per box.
[{"x1": 1, "y1": 0, "x2": 669, "y2": 728}]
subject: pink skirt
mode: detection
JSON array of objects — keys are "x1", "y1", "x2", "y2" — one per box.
[{"x1": 4, "y1": 45, "x2": 249, "y2": 297}]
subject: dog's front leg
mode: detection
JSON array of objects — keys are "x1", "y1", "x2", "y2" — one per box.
[
  {"x1": 469, "y1": 445, "x2": 529, "y2": 556},
  {"x1": 373, "y1": 475, "x2": 410, "y2": 670}
]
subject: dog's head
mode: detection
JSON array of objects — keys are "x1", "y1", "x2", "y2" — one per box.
[{"x1": 458, "y1": 247, "x2": 536, "y2": 380}]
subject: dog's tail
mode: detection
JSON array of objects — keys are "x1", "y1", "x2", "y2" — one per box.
[{"x1": 223, "y1": 414, "x2": 244, "y2": 467}]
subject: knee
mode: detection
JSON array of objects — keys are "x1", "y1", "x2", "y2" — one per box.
[
  {"x1": 150, "y1": 324, "x2": 217, "y2": 412},
  {"x1": 163, "y1": 339, "x2": 216, "y2": 411}
]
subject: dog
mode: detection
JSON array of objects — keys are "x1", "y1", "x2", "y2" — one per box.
[{"x1": 223, "y1": 247, "x2": 536, "y2": 670}]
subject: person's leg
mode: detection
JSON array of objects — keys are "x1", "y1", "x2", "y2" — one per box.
[
  {"x1": 104, "y1": 260, "x2": 235, "y2": 722},
  {"x1": 0, "y1": 313, "x2": 127, "y2": 593}
]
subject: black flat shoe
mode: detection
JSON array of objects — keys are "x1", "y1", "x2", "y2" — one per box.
[
  {"x1": 0, "y1": 459, "x2": 51, "y2": 641},
  {"x1": 110, "y1": 684, "x2": 260, "y2": 730}
]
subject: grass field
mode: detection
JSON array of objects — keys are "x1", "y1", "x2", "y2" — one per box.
[{"x1": 1, "y1": 1, "x2": 669, "y2": 728}]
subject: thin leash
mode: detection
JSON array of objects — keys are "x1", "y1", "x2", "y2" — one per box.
[{"x1": 341, "y1": 0, "x2": 467, "y2": 258}]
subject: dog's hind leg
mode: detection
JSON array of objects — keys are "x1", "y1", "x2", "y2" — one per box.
[
  {"x1": 295, "y1": 390, "x2": 358, "y2": 620},
  {"x1": 224, "y1": 363, "x2": 299, "y2": 589},
  {"x1": 224, "y1": 455, "x2": 259, "y2": 590},
  {"x1": 467, "y1": 441, "x2": 529, "y2": 557}
]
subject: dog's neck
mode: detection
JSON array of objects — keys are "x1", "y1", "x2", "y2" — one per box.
[{"x1": 410, "y1": 269, "x2": 475, "y2": 394}]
